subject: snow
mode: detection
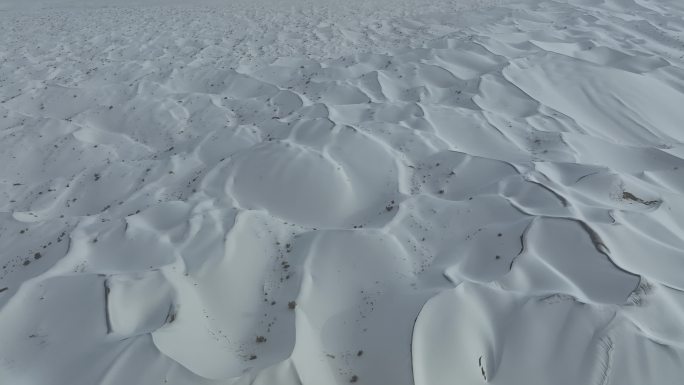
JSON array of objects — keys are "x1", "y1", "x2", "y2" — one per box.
[{"x1": 1, "y1": 0, "x2": 684, "y2": 384}]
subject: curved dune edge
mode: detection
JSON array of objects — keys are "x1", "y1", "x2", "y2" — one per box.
[{"x1": 2, "y1": 0, "x2": 684, "y2": 384}]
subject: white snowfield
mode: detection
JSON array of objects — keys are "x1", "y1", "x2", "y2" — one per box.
[{"x1": 1, "y1": 0, "x2": 684, "y2": 383}]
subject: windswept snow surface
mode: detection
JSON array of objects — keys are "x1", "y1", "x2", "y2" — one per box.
[{"x1": 1, "y1": 0, "x2": 684, "y2": 384}]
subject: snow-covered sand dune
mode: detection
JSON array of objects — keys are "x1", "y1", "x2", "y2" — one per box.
[{"x1": 1, "y1": 0, "x2": 684, "y2": 384}]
